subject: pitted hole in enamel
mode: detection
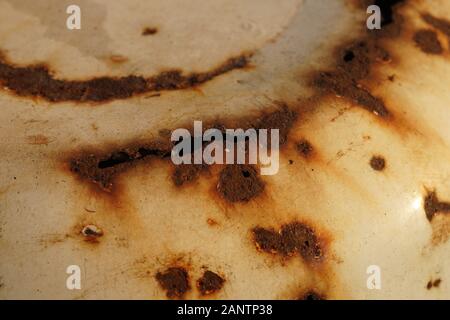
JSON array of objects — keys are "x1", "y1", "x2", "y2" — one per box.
[{"x1": 81, "y1": 224, "x2": 103, "y2": 242}]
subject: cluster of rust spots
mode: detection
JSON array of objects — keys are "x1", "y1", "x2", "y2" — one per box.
[
  {"x1": 67, "y1": 105, "x2": 296, "y2": 198},
  {"x1": 312, "y1": 0, "x2": 410, "y2": 118},
  {"x1": 142, "y1": 27, "x2": 158, "y2": 36},
  {"x1": 312, "y1": 41, "x2": 390, "y2": 117},
  {"x1": 370, "y1": 155, "x2": 386, "y2": 171},
  {"x1": 252, "y1": 222, "x2": 324, "y2": 263},
  {"x1": 156, "y1": 267, "x2": 225, "y2": 299},
  {"x1": 426, "y1": 278, "x2": 441, "y2": 290},
  {"x1": 424, "y1": 190, "x2": 450, "y2": 221},
  {"x1": 155, "y1": 267, "x2": 191, "y2": 299},
  {"x1": 197, "y1": 271, "x2": 225, "y2": 296},
  {"x1": 0, "y1": 53, "x2": 251, "y2": 103},
  {"x1": 414, "y1": 30, "x2": 443, "y2": 54},
  {"x1": 217, "y1": 164, "x2": 264, "y2": 203}
]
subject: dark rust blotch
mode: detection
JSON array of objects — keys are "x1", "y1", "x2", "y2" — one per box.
[
  {"x1": 299, "y1": 290, "x2": 326, "y2": 300},
  {"x1": 0, "y1": 53, "x2": 251, "y2": 103},
  {"x1": 252, "y1": 221, "x2": 324, "y2": 263},
  {"x1": 250, "y1": 104, "x2": 297, "y2": 145},
  {"x1": 156, "y1": 267, "x2": 190, "y2": 299},
  {"x1": 142, "y1": 27, "x2": 158, "y2": 36},
  {"x1": 427, "y1": 279, "x2": 441, "y2": 290},
  {"x1": 197, "y1": 270, "x2": 225, "y2": 295},
  {"x1": 424, "y1": 190, "x2": 450, "y2": 221},
  {"x1": 217, "y1": 164, "x2": 264, "y2": 203},
  {"x1": 69, "y1": 141, "x2": 171, "y2": 192},
  {"x1": 413, "y1": 30, "x2": 443, "y2": 54},
  {"x1": 370, "y1": 155, "x2": 386, "y2": 171},
  {"x1": 296, "y1": 139, "x2": 313, "y2": 158}
]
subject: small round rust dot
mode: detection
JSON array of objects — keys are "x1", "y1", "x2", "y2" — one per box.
[{"x1": 370, "y1": 156, "x2": 385, "y2": 171}]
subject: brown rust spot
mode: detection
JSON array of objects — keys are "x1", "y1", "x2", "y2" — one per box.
[
  {"x1": 142, "y1": 27, "x2": 158, "y2": 36},
  {"x1": 197, "y1": 270, "x2": 225, "y2": 296},
  {"x1": 427, "y1": 278, "x2": 441, "y2": 290},
  {"x1": 370, "y1": 155, "x2": 386, "y2": 171},
  {"x1": 296, "y1": 139, "x2": 313, "y2": 158},
  {"x1": 413, "y1": 30, "x2": 443, "y2": 55},
  {"x1": 0, "y1": 52, "x2": 251, "y2": 103},
  {"x1": 155, "y1": 267, "x2": 190, "y2": 299},
  {"x1": 424, "y1": 190, "x2": 450, "y2": 221},
  {"x1": 422, "y1": 14, "x2": 450, "y2": 39},
  {"x1": 207, "y1": 218, "x2": 219, "y2": 226},
  {"x1": 299, "y1": 290, "x2": 326, "y2": 300},
  {"x1": 217, "y1": 164, "x2": 264, "y2": 203},
  {"x1": 252, "y1": 221, "x2": 324, "y2": 263}
]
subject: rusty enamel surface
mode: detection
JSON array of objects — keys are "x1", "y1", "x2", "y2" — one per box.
[{"x1": 0, "y1": 0, "x2": 449, "y2": 299}]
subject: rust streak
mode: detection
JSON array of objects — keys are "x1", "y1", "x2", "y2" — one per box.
[{"x1": 0, "y1": 52, "x2": 252, "y2": 103}]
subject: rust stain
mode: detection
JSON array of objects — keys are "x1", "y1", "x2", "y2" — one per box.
[
  {"x1": 252, "y1": 221, "x2": 325, "y2": 264},
  {"x1": 26, "y1": 134, "x2": 51, "y2": 145},
  {"x1": 424, "y1": 190, "x2": 450, "y2": 221},
  {"x1": 172, "y1": 163, "x2": 207, "y2": 187},
  {"x1": 296, "y1": 139, "x2": 314, "y2": 158},
  {"x1": 217, "y1": 164, "x2": 264, "y2": 203},
  {"x1": 310, "y1": 0, "x2": 410, "y2": 118},
  {"x1": 155, "y1": 267, "x2": 191, "y2": 299},
  {"x1": 109, "y1": 55, "x2": 129, "y2": 64},
  {"x1": 422, "y1": 13, "x2": 450, "y2": 39},
  {"x1": 196, "y1": 270, "x2": 225, "y2": 296},
  {"x1": 206, "y1": 218, "x2": 219, "y2": 227},
  {"x1": 142, "y1": 27, "x2": 158, "y2": 36},
  {"x1": 17, "y1": 0, "x2": 444, "y2": 300},
  {"x1": 64, "y1": 104, "x2": 296, "y2": 195},
  {"x1": 426, "y1": 278, "x2": 441, "y2": 290},
  {"x1": 413, "y1": 30, "x2": 443, "y2": 54},
  {"x1": 67, "y1": 140, "x2": 172, "y2": 192},
  {"x1": 370, "y1": 155, "x2": 386, "y2": 171},
  {"x1": 0, "y1": 52, "x2": 252, "y2": 103},
  {"x1": 299, "y1": 290, "x2": 326, "y2": 300}
]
